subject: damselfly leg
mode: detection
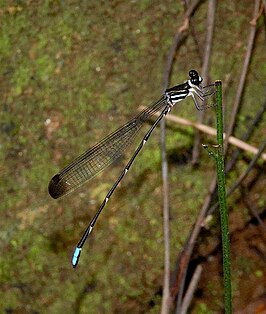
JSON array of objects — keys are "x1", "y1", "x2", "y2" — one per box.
[{"x1": 190, "y1": 83, "x2": 217, "y2": 111}]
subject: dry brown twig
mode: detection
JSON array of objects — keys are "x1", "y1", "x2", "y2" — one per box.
[
  {"x1": 208, "y1": 139, "x2": 266, "y2": 216},
  {"x1": 191, "y1": 0, "x2": 216, "y2": 165},
  {"x1": 139, "y1": 106, "x2": 266, "y2": 161},
  {"x1": 250, "y1": 1, "x2": 264, "y2": 26},
  {"x1": 225, "y1": 97, "x2": 266, "y2": 174},
  {"x1": 224, "y1": 0, "x2": 261, "y2": 150},
  {"x1": 177, "y1": 1, "x2": 216, "y2": 311},
  {"x1": 160, "y1": 1, "x2": 202, "y2": 313},
  {"x1": 162, "y1": 0, "x2": 202, "y2": 88},
  {"x1": 179, "y1": 265, "x2": 203, "y2": 314}
]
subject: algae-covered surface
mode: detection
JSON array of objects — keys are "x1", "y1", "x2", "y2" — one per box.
[{"x1": 1, "y1": 1, "x2": 265, "y2": 313}]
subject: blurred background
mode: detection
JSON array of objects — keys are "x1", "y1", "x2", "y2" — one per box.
[{"x1": 0, "y1": 1, "x2": 265, "y2": 313}]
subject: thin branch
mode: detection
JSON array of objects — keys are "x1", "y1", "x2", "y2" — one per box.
[
  {"x1": 160, "y1": 2, "x2": 203, "y2": 313},
  {"x1": 241, "y1": 187, "x2": 266, "y2": 232},
  {"x1": 160, "y1": 117, "x2": 171, "y2": 314},
  {"x1": 226, "y1": 139, "x2": 266, "y2": 194},
  {"x1": 162, "y1": 0, "x2": 202, "y2": 88},
  {"x1": 208, "y1": 139, "x2": 266, "y2": 215},
  {"x1": 192, "y1": 0, "x2": 216, "y2": 165},
  {"x1": 179, "y1": 265, "x2": 203, "y2": 314},
  {"x1": 225, "y1": 97, "x2": 266, "y2": 173},
  {"x1": 184, "y1": 0, "x2": 204, "y2": 61},
  {"x1": 250, "y1": 1, "x2": 264, "y2": 26},
  {"x1": 224, "y1": 0, "x2": 261, "y2": 152},
  {"x1": 138, "y1": 106, "x2": 266, "y2": 161}
]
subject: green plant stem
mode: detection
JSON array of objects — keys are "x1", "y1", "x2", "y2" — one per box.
[{"x1": 215, "y1": 80, "x2": 232, "y2": 313}]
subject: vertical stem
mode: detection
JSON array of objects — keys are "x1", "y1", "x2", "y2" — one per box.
[
  {"x1": 216, "y1": 81, "x2": 224, "y2": 146},
  {"x1": 215, "y1": 80, "x2": 232, "y2": 313},
  {"x1": 160, "y1": 118, "x2": 171, "y2": 314}
]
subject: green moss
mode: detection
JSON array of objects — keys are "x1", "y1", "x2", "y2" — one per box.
[
  {"x1": 254, "y1": 269, "x2": 263, "y2": 278},
  {"x1": 0, "y1": 32, "x2": 11, "y2": 57},
  {"x1": 192, "y1": 302, "x2": 214, "y2": 314},
  {"x1": 0, "y1": 1, "x2": 265, "y2": 313}
]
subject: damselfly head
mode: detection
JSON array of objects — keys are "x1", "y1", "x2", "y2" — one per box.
[{"x1": 189, "y1": 69, "x2": 203, "y2": 86}]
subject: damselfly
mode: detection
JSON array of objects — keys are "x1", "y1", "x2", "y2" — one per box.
[{"x1": 48, "y1": 70, "x2": 216, "y2": 268}]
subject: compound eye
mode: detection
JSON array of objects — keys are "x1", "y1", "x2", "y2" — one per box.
[
  {"x1": 189, "y1": 70, "x2": 198, "y2": 78},
  {"x1": 191, "y1": 77, "x2": 199, "y2": 85}
]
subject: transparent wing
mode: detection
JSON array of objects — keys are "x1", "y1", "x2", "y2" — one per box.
[{"x1": 48, "y1": 96, "x2": 167, "y2": 198}]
